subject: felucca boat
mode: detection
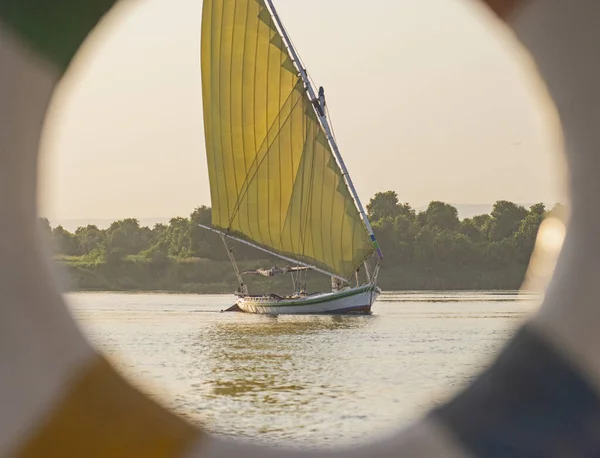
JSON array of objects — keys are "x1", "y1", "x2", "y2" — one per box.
[{"x1": 199, "y1": 0, "x2": 383, "y2": 314}]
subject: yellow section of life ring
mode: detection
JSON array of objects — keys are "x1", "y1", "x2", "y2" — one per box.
[{"x1": 16, "y1": 355, "x2": 200, "y2": 458}]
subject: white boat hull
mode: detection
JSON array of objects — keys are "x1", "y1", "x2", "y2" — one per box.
[{"x1": 236, "y1": 284, "x2": 380, "y2": 315}]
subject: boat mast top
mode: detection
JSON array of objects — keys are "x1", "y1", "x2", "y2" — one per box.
[{"x1": 263, "y1": 0, "x2": 383, "y2": 262}]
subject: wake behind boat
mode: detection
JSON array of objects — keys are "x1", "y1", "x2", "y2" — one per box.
[{"x1": 199, "y1": 0, "x2": 383, "y2": 314}]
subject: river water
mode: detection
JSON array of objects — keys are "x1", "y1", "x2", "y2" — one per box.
[{"x1": 65, "y1": 291, "x2": 538, "y2": 448}]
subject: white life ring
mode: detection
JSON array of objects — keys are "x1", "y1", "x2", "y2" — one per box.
[{"x1": 2, "y1": 1, "x2": 599, "y2": 456}]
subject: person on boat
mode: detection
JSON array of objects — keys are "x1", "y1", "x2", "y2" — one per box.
[
  {"x1": 235, "y1": 283, "x2": 246, "y2": 296},
  {"x1": 331, "y1": 276, "x2": 344, "y2": 292},
  {"x1": 318, "y1": 86, "x2": 325, "y2": 108},
  {"x1": 312, "y1": 86, "x2": 326, "y2": 117}
]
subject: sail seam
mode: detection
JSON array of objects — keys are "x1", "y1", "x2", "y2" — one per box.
[
  {"x1": 264, "y1": 25, "x2": 274, "y2": 250},
  {"x1": 339, "y1": 176, "x2": 347, "y2": 272},
  {"x1": 307, "y1": 126, "x2": 318, "y2": 265},
  {"x1": 296, "y1": 125, "x2": 309, "y2": 262},
  {"x1": 318, "y1": 133, "x2": 327, "y2": 271},
  {"x1": 217, "y1": 0, "x2": 231, "y2": 224},
  {"x1": 285, "y1": 99, "x2": 303, "y2": 259},
  {"x1": 238, "y1": 0, "x2": 250, "y2": 237},
  {"x1": 299, "y1": 111, "x2": 313, "y2": 265},
  {"x1": 226, "y1": 87, "x2": 300, "y2": 228},
  {"x1": 208, "y1": 0, "x2": 223, "y2": 227},
  {"x1": 285, "y1": 75, "x2": 295, "y2": 252},
  {"x1": 306, "y1": 134, "x2": 318, "y2": 267},
  {"x1": 328, "y1": 147, "x2": 336, "y2": 270},
  {"x1": 228, "y1": 0, "x2": 240, "y2": 227},
  {"x1": 277, "y1": 65, "x2": 284, "y2": 253},
  {"x1": 253, "y1": 9, "x2": 271, "y2": 249},
  {"x1": 350, "y1": 198, "x2": 358, "y2": 270},
  {"x1": 246, "y1": 2, "x2": 261, "y2": 246}
]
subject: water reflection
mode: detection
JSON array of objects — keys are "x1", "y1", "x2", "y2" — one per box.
[
  {"x1": 70, "y1": 292, "x2": 532, "y2": 446},
  {"x1": 215, "y1": 314, "x2": 373, "y2": 336},
  {"x1": 199, "y1": 315, "x2": 373, "y2": 404},
  {"x1": 378, "y1": 291, "x2": 526, "y2": 303}
]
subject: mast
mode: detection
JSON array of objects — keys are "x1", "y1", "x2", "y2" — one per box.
[
  {"x1": 219, "y1": 233, "x2": 248, "y2": 296},
  {"x1": 263, "y1": 0, "x2": 383, "y2": 261}
]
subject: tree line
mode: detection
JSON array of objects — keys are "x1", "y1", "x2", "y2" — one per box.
[{"x1": 42, "y1": 192, "x2": 560, "y2": 292}]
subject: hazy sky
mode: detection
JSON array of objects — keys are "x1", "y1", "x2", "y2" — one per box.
[{"x1": 39, "y1": 0, "x2": 565, "y2": 223}]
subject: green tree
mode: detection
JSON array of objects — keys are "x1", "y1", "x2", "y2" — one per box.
[
  {"x1": 472, "y1": 214, "x2": 492, "y2": 230},
  {"x1": 419, "y1": 201, "x2": 460, "y2": 231},
  {"x1": 140, "y1": 239, "x2": 170, "y2": 265},
  {"x1": 413, "y1": 226, "x2": 436, "y2": 265},
  {"x1": 514, "y1": 204, "x2": 546, "y2": 262},
  {"x1": 75, "y1": 225, "x2": 104, "y2": 255},
  {"x1": 488, "y1": 200, "x2": 528, "y2": 241},
  {"x1": 396, "y1": 202, "x2": 416, "y2": 220},
  {"x1": 165, "y1": 217, "x2": 192, "y2": 258},
  {"x1": 105, "y1": 219, "x2": 149, "y2": 258},
  {"x1": 372, "y1": 217, "x2": 398, "y2": 264},
  {"x1": 393, "y1": 214, "x2": 418, "y2": 261},
  {"x1": 530, "y1": 203, "x2": 546, "y2": 216},
  {"x1": 367, "y1": 191, "x2": 401, "y2": 222},
  {"x1": 190, "y1": 206, "x2": 224, "y2": 260},
  {"x1": 53, "y1": 226, "x2": 79, "y2": 256},
  {"x1": 435, "y1": 231, "x2": 473, "y2": 266},
  {"x1": 149, "y1": 223, "x2": 169, "y2": 245},
  {"x1": 49, "y1": 193, "x2": 567, "y2": 293},
  {"x1": 460, "y1": 218, "x2": 486, "y2": 243},
  {"x1": 484, "y1": 239, "x2": 517, "y2": 268}
]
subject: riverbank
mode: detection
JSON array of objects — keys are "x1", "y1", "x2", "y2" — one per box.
[{"x1": 56, "y1": 257, "x2": 527, "y2": 294}]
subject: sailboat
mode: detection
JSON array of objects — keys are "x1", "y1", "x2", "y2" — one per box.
[{"x1": 199, "y1": 0, "x2": 383, "y2": 314}]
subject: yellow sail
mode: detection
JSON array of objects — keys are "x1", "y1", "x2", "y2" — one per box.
[{"x1": 201, "y1": 0, "x2": 374, "y2": 279}]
